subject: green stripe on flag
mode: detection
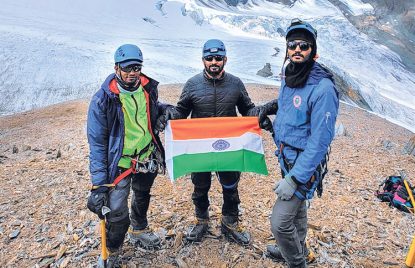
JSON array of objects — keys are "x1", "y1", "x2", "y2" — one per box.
[{"x1": 172, "y1": 149, "x2": 268, "y2": 179}]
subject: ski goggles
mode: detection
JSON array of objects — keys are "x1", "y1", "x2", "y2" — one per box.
[
  {"x1": 204, "y1": 55, "x2": 224, "y2": 62},
  {"x1": 120, "y1": 64, "x2": 142, "y2": 73},
  {"x1": 287, "y1": 41, "x2": 312, "y2": 51}
]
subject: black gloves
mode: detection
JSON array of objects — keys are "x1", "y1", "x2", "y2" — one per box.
[
  {"x1": 247, "y1": 99, "x2": 278, "y2": 133},
  {"x1": 261, "y1": 99, "x2": 278, "y2": 116},
  {"x1": 260, "y1": 116, "x2": 273, "y2": 132},
  {"x1": 87, "y1": 188, "x2": 108, "y2": 219},
  {"x1": 156, "y1": 106, "x2": 178, "y2": 132}
]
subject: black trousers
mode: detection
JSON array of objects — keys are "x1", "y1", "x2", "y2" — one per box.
[
  {"x1": 105, "y1": 169, "x2": 157, "y2": 250},
  {"x1": 191, "y1": 171, "x2": 241, "y2": 219}
]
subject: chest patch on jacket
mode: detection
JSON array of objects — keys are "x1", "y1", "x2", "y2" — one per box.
[{"x1": 293, "y1": 95, "x2": 302, "y2": 108}]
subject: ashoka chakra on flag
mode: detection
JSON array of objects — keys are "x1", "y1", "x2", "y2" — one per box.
[{"x1": 165, "y1": 117, "x2": 268, "y2": 180}]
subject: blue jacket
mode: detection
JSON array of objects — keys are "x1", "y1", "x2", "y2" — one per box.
[
  {"x1": 273, "y1": 62, "x2": 339, "y2": 185},
  {"x1": 87, "y1": 73, "x2": 166, "y2": 186}
]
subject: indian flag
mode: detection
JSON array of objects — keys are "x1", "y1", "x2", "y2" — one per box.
[{"x1": 165, "y1": 117, "x2": 268, "y2": 180}]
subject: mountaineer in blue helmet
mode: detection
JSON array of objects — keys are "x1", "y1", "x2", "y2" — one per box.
[
  {"x1": 156, "y1": 39, "x2": 273, "y2": 246},
  {"x1": 257, "y1": 19, "x2": 339, "y2": 267},
  {"x1": 86, "y1": 44, "x2": 170, "y2": 267}
]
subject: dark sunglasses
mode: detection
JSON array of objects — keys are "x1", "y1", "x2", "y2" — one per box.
[
  {"x1": 287, "y1": 41, "x2": 312, "y2": 51},
  {"x1": 204, "y1": 55, "x2": 224, "y2": 62},
  {"x1": 120, "y1": 64, "x2": 142, "y2": 73}
]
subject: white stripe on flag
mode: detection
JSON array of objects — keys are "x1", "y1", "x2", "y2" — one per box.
[
  {"x1": 165, "y1": 121, "x2": 174, "y2": 179},
  {"x1": 168, "y1": 132, "x2": 264, "y2": 156}
]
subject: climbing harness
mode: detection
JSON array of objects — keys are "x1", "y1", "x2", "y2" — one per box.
[
  {"x1": 91, "y1": 143, "x2": 165, "y2": 191},
  {"x1": 278, "y1": 142, "x2": 330, "y2": 200}
]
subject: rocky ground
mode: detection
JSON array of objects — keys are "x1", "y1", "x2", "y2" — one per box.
[{"x1": 0, "y1": 84, "x2": 414, "y2": 268}]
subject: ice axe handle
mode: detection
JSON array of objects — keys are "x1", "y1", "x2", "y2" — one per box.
[
  {"x1": 406, "y1": 235, "x2": 415, "y2": 267},
  {"x1": 100, "y1": 219, "x2": 108, "y2": 265},
  {"x1": 404, "y1": 180, "x2": 415, "y2": 267},
  {"x1": 100, "y1": 206, "x2": 111, "y2": 267},
  {"x1": 404, "y1": 180, "x2": 415, "y2": 212}
]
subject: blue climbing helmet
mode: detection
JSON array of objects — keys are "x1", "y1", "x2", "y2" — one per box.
[
  {"x1": 114, "y1": 44, "x2": 143, "y2": 67},
  {"x1": 202, "y1": 39, "x2": 226, "y2": 57},
  {"x1": 285, "y1": 18, "x2": 317, "y2": 41}
]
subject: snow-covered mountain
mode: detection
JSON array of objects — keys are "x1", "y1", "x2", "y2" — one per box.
[{"x1": 0, "y1": 0, "x2": 414, "y2": 132}]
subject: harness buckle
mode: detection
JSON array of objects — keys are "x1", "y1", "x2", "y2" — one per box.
[
  {"x1": 131, "y1": 158, "x2": 138, "y2": 174},
  {"x1": 130, "y1": 153, "x2": 161, "y2": 174},
  {"x1": 136, "y1": 159, "x2": 149, "y2": 174}
]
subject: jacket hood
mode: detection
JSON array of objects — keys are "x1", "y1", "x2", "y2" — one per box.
[
  {"x1": 307, "y1": 62, "x2": 334, "y2": 85},
  {"x1": 101, "y1": 73, "x2": 117, "y2": 99}
]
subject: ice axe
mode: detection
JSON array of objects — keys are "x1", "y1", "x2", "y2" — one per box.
[
  {"x1": 100, "y1": 206, "x2": 111, "y2": 268},
  {"x1": 404, "y1": 179, "x2": 415, "y2": 267},
  {"x1": 400, "y1": 170, "x2": 415, "y2": 267}
]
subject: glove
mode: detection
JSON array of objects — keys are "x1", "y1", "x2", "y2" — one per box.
[
  {"x1": 248, "y1": 99, "x2": 278, "y2": 132},
  {"x1": 275, "y1": 175, "x2": 298, "y2": 200},
  {"x1": 260, "y1": 116, "x2": 273, "y2": 133},
  {"x1": 156, "y1": 115, "x2": 167, "y2": 132},
  {"x1": 247, "y1": 106, "x2": 269, "y2": 128},
  {"x1": 262, "y1": 99, "x2": 278, "y2": 116},
  {"x1": 246, "y1": 106, "x2": 261, "y2": 117},
  {"x1": 156, "y1": 107, "x2": 177, "y2": 132},
  {"x1": 87, "y1": 188, "x2": 108, "y2": 219}
]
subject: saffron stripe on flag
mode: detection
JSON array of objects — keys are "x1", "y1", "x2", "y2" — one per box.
[{"x1": 170, "y1": 117, "x2": 261, "y2": 140}]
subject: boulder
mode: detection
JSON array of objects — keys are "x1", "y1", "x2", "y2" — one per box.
[
  {"x1": 271, "y1": 47, "x2": 280, "y2": 57},
  {"x1": 335, "y1": 123, "x2": 347, "y2": 137},
  {"x1": 256, "y1": 63, "x2": 273, "y2": 77},
  {"x1": 402, "y1": 135, "x2": 415, "y2": 155},
  {"x1": 381, "y1": 140, "x2": 394, "y2": 150}
]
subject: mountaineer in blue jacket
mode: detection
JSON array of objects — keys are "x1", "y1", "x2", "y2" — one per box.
[
  {"x1": 259, "y1": 19, "x2": 339, "y2": 267},
  {"x1": 86, "y1": 44, "x2": 168, "y2": 267}
]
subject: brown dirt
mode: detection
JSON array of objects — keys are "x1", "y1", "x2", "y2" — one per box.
[{"x1": 0, "y1": 84, "x2": 414, "y2": 268}]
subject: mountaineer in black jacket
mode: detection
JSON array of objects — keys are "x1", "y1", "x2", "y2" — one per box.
[{"x1": 158, "y1": 39, "x2": 273, "y2": 245}]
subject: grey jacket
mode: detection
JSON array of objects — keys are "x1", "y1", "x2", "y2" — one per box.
[{"x1": 175, "y1": 71, "x2": 255, "y2": 118}]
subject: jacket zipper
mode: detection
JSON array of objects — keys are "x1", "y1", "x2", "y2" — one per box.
[
  {"x1": 131, "y1": 94, "x2": 146, "y2": 135},
  {"x1": 213, "y1": 79, "x2": 217, "y2": 116},
  {"x1": 112, "y1": 100, "x2": 124, "y2": 182}
]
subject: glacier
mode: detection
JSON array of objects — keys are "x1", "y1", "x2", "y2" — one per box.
[{"x1": 0, "y1": 0, "x2": 414, "y2": 132}]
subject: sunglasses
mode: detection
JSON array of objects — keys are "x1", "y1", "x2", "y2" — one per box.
[
  {"x1": 204, "y1": 55, "x2": 224, "y2": 62},
  {"x1": 287, "y1": 41, "x2": 312, "y2": 51},
  {"x1": 120, "y1": 64, "x2": 142, "y2": 73}
]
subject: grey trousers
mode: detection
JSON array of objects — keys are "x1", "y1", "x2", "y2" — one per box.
[
  {"x1": 105, "y1": 170, "x2": 157, "y2": 249},
  {"x1": 191, "y1": 171, "x2": 241, "y2": 219},
  {"x1": 270, "y1": 195, "x2": 307, "y2": 268}
]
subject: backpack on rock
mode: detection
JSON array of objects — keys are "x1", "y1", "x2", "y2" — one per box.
[{"x1": 376, "y1": 176, "x2": 415, "y2": 213}]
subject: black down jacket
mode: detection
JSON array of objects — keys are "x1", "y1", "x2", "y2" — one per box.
[{"x1": 175, "y1": 71, "x2": 256, "y2": 118}]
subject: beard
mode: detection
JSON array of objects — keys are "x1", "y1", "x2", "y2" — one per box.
[
  {"x1": 115, "y1": 73, "x2": 140, "y2": 92},
  {"x1": 124, "y1": 76, "x2": 138, "y2": 86},
  {"x1": 205, "y1": 64, "x2": 224, "y2": 77}
]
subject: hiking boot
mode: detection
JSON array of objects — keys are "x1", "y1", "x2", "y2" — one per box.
[
  {"x1": 221, "y1": 216, "x2": 250, "y2": 245},
  {"x1": 186, "y1": 218, "x2": 209, "y2": 242},
  {"x1": 97, "y1": 248, "x2": 121, "y2": 268},
  {"x1": 266, "y1": 244, "x2": 316, "y2": 264},
  {"x1": 266, "y1": 244, "x2": 284, "y2": 261},
  {"x1": 128, "y1": 226, "x2": 161, "y2": 249}
]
